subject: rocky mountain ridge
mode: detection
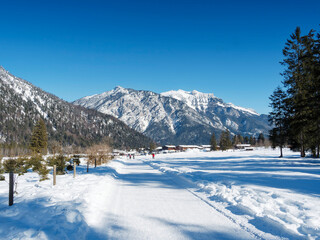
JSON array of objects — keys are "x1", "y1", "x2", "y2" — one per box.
[
  {"x1": 74, "y1": 86, "x2": 270, "y2": 145},
  {"x1": 0, "y1": 67, "x2": 152, "y2": 151}
]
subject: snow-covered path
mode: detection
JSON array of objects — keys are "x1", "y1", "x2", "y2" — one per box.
[
  {"x1": 2, "y1": 149, "x2": 319, "y2": 239},
  {"x1": 102, "y1": 158, "x2": 255, "y2": 239}
]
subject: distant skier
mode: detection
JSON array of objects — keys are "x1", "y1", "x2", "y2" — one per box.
[{"x1": 152, "y1": 153, "x2": 155, "y2": 159}]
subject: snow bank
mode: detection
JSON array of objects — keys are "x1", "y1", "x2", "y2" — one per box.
[
  {"x1": 0, "y1": 162, "x2": 120, "y2": 239},
  {"x1": 142, "y1": 148, "x2": 320, "y2": 239}
]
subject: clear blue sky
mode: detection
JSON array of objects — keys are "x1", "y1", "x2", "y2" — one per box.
[{"x1": 1, "y1": 0, "x2": 319, "y2": 114}]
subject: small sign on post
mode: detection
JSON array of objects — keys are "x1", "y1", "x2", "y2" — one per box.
[
  {"x1": 73, "y1": 162, "x2": 76, "y2": 178},
  {"x1": 53, "y1": 165, "x2": 56, "y2": 186},
  {"x1": 9, "y1": 172, "x2": 14, "y2": 206}
]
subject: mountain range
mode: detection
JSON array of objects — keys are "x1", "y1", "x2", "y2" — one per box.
[
  {"x1": 0, "y1": 66, "x2": 152, "y2": 152},
  {"x1": 74, "y1": 87, "x2": 270, "y2": 145}
]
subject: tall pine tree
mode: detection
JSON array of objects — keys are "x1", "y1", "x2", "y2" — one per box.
[
  {"x1": 270, "y1": 26, "x2": 320, "y2": 158},
  {"x1": 281, "y1": 27, "x2": 309, "y2": 157},
  {"x1": 30, "y1": 119, "x2": 48, "y2": 155},
  {"x1": 210, "y1": 132, "x2": 217, "y2": 151},
  {"x1": 220, "y1": 130, "x2": 232, "y2": 151},
  {"x1": 269, "y1": 87, "x2": 288, "y2": 157}
]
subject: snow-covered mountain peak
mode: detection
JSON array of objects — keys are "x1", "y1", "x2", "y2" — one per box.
[
  {"x1": 161, "y1": 89, "x2": 216, "y2": 112},
  {"x1": 0, "y1": 66, "x2": 7, "y2": 73},
  {"x1": 113, "y1": 85, "x2": 126, "y2": 92},
  {"x1": 74, "y1": 86, "x2": 269, "y2": 144},
  {"x1": 161, "y1": 89, "x2": 259, "y2": 116}
]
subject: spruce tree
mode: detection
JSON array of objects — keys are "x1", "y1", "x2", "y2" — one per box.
[
  {"x1": 30, "y1": 119, "x2": 48, "y2": 154},
  {"x1": 257, "y1": 133, "x2": 265, "y2": 146},
  {"x1": 270, "y1": 26, "x2": 320, "y2": 157},
  {"x1": 249, "y1": 136, "x2": 254, "y2": 145},
  {"x1": 269, "y1": 87, "x2": 288, "y2": 157},
  {"x1": 281, "y1": 27, "x2": 308, "y2": 157},
  {"x1": 238, "y1": 134, "x2": 244, "y2": 144},
  {"x1": 210, "y1": 132, "x2": 217, "y2": 151},
  {"x1": 302, "y1": 30, "x2": 320, "y2": 157},
  {"x1": 220, "y1": 130, "x2": 232, "y2": 151}
]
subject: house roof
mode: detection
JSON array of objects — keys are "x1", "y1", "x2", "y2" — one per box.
[{"x1": 178, "y1": 145, "x2": 200, "y2": 148}]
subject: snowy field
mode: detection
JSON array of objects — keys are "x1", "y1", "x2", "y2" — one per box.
[{"x1": 0, "y1": 148, "x2": 319, "y2": 240}]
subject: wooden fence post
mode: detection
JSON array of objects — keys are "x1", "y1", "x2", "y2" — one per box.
[
  {"x1": 53, "y1": 165, "x2": 56, "y2": 186},
  {"x1": 73, "y1": 162, "x2": 76, "y2": 178},
  {"x1": 9, "y1": 172, "x2": 14, "y2": 206}
]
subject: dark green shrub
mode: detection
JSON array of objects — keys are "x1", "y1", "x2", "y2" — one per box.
[
  {"x1": 3, "y1": 157, "x2": 28, "y2": 175},
  {"x1": 47, "y1": 155, "x2": 66, "y2": 175},
  {"x1": 29, "y1": 154, "x2": 49, "y2": 181}
]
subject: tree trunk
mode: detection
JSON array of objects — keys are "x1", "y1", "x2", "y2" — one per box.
[
  {"x1": 9, "y1": 172, "x2": 14, "y2": 206},
  {"x1": 300, "y1": 133, "x2": 305, "y2": 157},
  {"x1": 280, "y1": 145, "x2": 283, "y2": 158}
]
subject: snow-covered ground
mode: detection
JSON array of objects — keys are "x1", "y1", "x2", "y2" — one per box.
[{"x1": 0, "y1": 148, "x2": 319, "y2": 239}]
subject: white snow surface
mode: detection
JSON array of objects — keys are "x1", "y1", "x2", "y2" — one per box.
[{"x1": 1, "y1": 149, "x2": 319, "y2": 239}]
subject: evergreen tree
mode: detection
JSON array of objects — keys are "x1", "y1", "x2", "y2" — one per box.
[
  {"x1": 269, "y1": 87, "x2": 288, "y2": 157},
  {"x1": 232, "y1": 135, "x2": 242, "y2": 145},
  {"x1": 257, "y1": 133, "x2": 265, "y2": 146},
  {"x1": 220, "y1": 130, "x2": 232, "y2": 151},
  {"x1": 238, "y1": 134, "x2": 244, "y2": 144},
  {"x1": 47, "y1": 154, "x2": 67, "y2": 175},
  {"x1": 281, "y1": 27, "x2": 309, "y2": 157},
  {"x1": 30, "y1": 119, "x2": 48, "y2": 154},
  {"x1": 210, "y1": 132, "x2": 217, "y2": 151},
  {"x1": 244, "y1": 136, "x2": 249, "y2": 144},
  {"x1": 149, "y1": 142, "x2": 156, "y2": 152},
  {"x1": 270, "y1": 26, "x2": 320, "y2": 157},
  {"x1": 302, "y1": 30, "x2": 320, "y2": 157},
  {"x1": 252, "y1": 137, "x2": 257, "y2": 146},
  {"x1": 249, "y1": 136, "x2": 255, "y2": 145}
]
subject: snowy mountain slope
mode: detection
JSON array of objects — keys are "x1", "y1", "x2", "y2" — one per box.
[
  {"x1": 74, "y1": 87, "x2": 270, "y2": 145},
  {"x1": 0, "y1": 66, "x2": 152, "y2": 149},
  {"x1": 161, "y1": 89, "x2": 259, "y2": 115},
  {"x1": 162, "y1": 89, "x2": 269, "y2": 137},
  {"x1": 74, "y1": 86, "x2": 218, "y2": 145}
]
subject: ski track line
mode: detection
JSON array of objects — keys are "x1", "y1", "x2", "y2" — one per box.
[
  {"x1": 110, "y1": 158, "x2": 257, "y2": 240},
  {"x1": 141, "y1": 158, "x2": 278, "y2": 240}
]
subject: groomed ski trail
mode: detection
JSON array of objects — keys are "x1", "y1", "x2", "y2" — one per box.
[{"x1": 101, "y1": 157, "x2": 257, "y2": 240}]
